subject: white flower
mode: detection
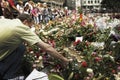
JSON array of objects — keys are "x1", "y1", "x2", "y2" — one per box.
[
  {"x1": 110, "y1": 56, "x2": 115, "y2": 62},
  {"x1": 30, "y1": 51, "x2": 34, "y2": 54},
  {"x1": 114, "y1": 72, "x2": 120, "y2": 80},
  {"x1": 39, "y1": 56, "x2": 42, "y2": 60},
  {"x1": 86, "y1": 68, "x2": 93, "y2": 73}
]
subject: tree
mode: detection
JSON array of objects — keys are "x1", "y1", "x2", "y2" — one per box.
[
  {"x1": 63, "y1": 0, "x2": 67, "y2": 7},
  {"x1": 101, "y1": 0, "x2": 120, "y2": 13}
]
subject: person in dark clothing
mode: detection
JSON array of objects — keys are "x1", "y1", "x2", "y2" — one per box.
[
  {"x1": 0, "y1": 0, "x2": 3, "y2": 16},
  {"x1": 7, "y1": 0, "x2": 20, "y2": 18}
]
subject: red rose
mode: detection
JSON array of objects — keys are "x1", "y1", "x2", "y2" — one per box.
[
  {"x1": 73, "y1": 40, "x2": 81, "y2": 46},
  {"x1": 73, "y1": 41, "x2": 77, "y2": 46},
  {"x1": 28, "y1": 48, "x2": 33, "y2": 52},
  {"x1": 81, "y1": 61, "x2": 87, "y2": 67},
  {"x1": 35, "y1": 52, "x2": 40, "y2": 58},
  {"x1": 95, "y1": 57, "x2": 102, "y2": 62},
  {"x1": 76, "y1": 40, "x2": 81, "y2": 44},
  {"x1": 112, "y1": 69, "x2": 116, "y2": 74}
]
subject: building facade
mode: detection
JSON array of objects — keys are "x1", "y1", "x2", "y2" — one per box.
[
  {"x1": 66, "y1": 0, "x2": 82, "y2": 10},
  {"x1": 66, "y1": 0, "x2": 102, "y2": 12},
  {"x1": 39, "y1": 0, "x2": 102, "y2": 12},
  {"x1": 40, "y1": 0, "x2": 64, "y2": 7},
  {"x1": 82, "y1": 0, "x2": 102, "y2": 11}
]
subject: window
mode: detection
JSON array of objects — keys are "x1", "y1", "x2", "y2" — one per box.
[
  {"x1": 88, "y1": 1, "x2": 90, "y2": 4},
  {"x1": 84, "y1": 1, "x2": 86, "y2": 4},
  {"x1": 91, "y1": 1, "x2": 93, "y2": 4},
  {"x1": 95, "y1": 0, "x2": 97, "y2": 3},
  {"x1": 98, "y1": 0, "x2": 100, "y2": 3}
]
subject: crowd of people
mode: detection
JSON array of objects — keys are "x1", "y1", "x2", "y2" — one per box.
[{"x1": 0, "y1": 0, "x2": 71, "y2": 23}]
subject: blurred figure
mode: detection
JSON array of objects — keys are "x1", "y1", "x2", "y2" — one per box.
[
  {"x1": 7, "y1": 0, "x2": 20, "y2": 18},
  {"x1": 1, "y1": 0, "x2": 13, "y2": 19},
  {"x1": 0, "y1": 0, "x2": 3, "y2": 17},
  {"x1": 16, "y1": 0, "x2": 24, "y2": 14}
]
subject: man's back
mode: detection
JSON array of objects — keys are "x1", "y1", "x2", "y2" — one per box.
[
  {"x1": 0, "y1": 18, "x2": 41, "y2": 61},
  {"x1": 0, "y1": 19, "x2": 21, "y2": 42},
  {"x1": 0, "y1": 19, "x2": 24, "y2": 60}
]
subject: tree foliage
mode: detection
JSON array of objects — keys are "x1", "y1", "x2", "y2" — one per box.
[{"x1": 101, "y1": 0, "x2": 120, "y2": 12}]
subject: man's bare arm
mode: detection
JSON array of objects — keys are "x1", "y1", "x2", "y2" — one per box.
[{"x1": 36, "y1": 40, "x2": 69, "y2": 63}]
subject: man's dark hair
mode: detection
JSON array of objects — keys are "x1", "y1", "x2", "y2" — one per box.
[
  {"x1": 17, "y1": 14, "x2": 33, "y2": 23},
  {"x1": 3, "y1": 8, "x2": 13, "y2": 19}
]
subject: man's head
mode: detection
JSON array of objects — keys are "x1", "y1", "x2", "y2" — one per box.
[{"x1": 17, "y1": 14, "x2": 34, "y2": 28}]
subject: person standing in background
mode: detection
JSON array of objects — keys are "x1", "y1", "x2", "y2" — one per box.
[
  {"x1": 0, "y1": 0, "x2": 3, "y2": 17},
  {"x1": 7, "y1": 0, "x2": 20, "y2": 18},
  {"x1": 16, "y1": 0, "x2": 24, "y2": 14},
  {"x1": 1, "y1": 0, "x2": 13, "y2": 19}
]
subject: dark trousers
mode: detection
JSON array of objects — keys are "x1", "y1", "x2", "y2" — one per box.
[
  {"x1": 0, "y1": 6, "x2": 3, "y2": 16},
  {"x1": 0, "y1": 44, "x2": 26, "y2": 79}
]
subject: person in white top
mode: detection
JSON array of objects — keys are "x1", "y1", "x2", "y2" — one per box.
[
  {"x1": 23, "y1": 4, "x2": 30, "y2": 14},
  {"x1": 24, "y1": 0, "x2": 33, "y2": 11},
  {"x1": 16, "y1": 1, "x2": 24, "y2": 14}
]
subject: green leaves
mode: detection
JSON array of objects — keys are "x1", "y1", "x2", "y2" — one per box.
[{"x1": 48, "y1": 74, "x2": 64, "y2": 80}]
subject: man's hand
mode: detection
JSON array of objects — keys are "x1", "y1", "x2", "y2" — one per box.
[{"x1": 62, "y1": 58, "x2": 73, "y2": 68}]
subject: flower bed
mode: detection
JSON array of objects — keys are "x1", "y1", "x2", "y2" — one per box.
[{"x1": 24, "y1": 14, "x2": 120, "y2": 80}]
